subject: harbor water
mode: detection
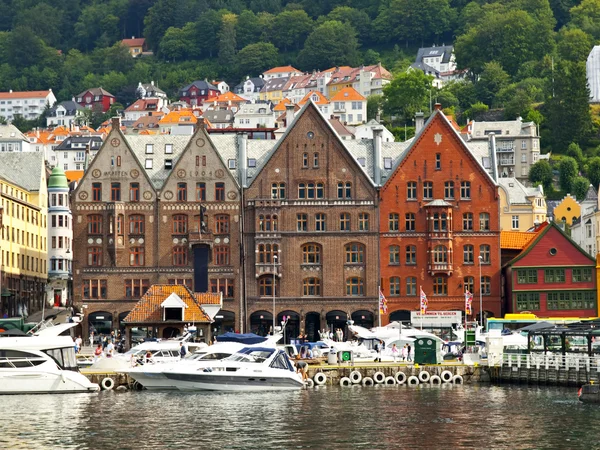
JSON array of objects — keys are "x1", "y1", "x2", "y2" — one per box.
[{"x1": 2, "y1": 385, "x2": 597, "y2": 449}]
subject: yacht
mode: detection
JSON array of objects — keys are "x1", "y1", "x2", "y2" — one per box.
[
  {"x1": 0, "y1": 333, "x2": 99, "y2": 394},
  {"x1": 162, "y1": 347, "x2": 304, "y2": 391}
]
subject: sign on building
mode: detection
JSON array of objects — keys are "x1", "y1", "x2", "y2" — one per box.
[{"x1": 410, "y1": 311, "x2": 461, "y2": 327}]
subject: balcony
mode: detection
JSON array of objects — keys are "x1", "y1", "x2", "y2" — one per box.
[
  {"x1": 189, "y1": 230, "x2": 212, "y2": 247},
  {"x1": 428, "y1": 263, "x2": 453, "y2": 275},
  {"x1": 499, "y1": 158, "x2": 515, "y2": 166}
]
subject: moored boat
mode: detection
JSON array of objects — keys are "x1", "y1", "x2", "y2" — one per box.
[{"x1": 578, "y1": 383, "x2": 600, "y2": 403}]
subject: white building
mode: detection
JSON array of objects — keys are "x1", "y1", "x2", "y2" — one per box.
[
  {"x1": 587, "y1": 46, "x2": 600, "y2": 103},
  {"x1": 0, "y1": 124, "x2": 30, "y2": 152},
  {"x1": 354, "y1": 120, "x2": 395, "y2": 142},
  {"x1": 46, "y1": 100, "x2": 85, "y2": 128},
  {"x1": 213, "y1": 80, "x2": 230, "y2": 94},
  {"x1": 330, "y1": 87, "x2": 367, "y2": 125},
  {"x1": 262, "y1": 65, "x2": 303, "y2": 80},
  {"x1": 54, "y1": 136, "x2": 103, "y2": 172},
  {"x1": 234, "y1": 102, "x2": 275, "y2": 128},
  {"x1": 570, "y1": 185, "x2": 598, "y2": 256},
  {"x1": 411, "y1": 46, "x2": 463, "y2": 88},
  {"x1": 0, "y1": 89, "x2": 56, "y2": 122},
  {"x1": 46, "y1": 167, "x2": 72, "y2": 307}
]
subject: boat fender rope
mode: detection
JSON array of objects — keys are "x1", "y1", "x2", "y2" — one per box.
[
  {"x1": 373, "y1": 371, "x2": 385, "y2": 384},
  {"x1": 440, "y1": 370, "x2": 453, "y2": 383},
  {"x1": 313, "y1": 372, "x2": 327, "y2": 386},
  {"x1": 395, "y1": 371, "x2": 407, "y2": 385},
  {"x1": 339, "y1": 377, "x2": 352, "y2": 387},
  {"x1": 101, "y1": 377, "x2": 115, "y2": 391},
  {"x1": 349, "y1": 370, "x2": 362, "y2": 384},
  {"x1": 407, "y1": 376, "x2": 420, "y2": 386}
]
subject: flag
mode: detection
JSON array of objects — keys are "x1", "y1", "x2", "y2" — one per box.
[
  {"x1": 420, "y1": 287, "x2": 428, "y2": 315},
  {"x1": 465, "y1": 290, "x2": 473, "y2": 315},
  {"x1": 379, "y1": 288, "x2": 388, "y2": 314}
]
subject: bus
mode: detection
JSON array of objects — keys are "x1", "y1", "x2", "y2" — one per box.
[{"x1": 486, "y1": 313, "x2": 598, "y2": 333}]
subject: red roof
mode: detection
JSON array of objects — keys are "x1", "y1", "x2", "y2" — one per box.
[
  {"x1": 264, "y1": 65, "x2": 301, "y2": 74},
  {"x1": 0, "y1": 90, "x2": 52, "y2": 99},
  {"x1": 122, "y1": 38, "x2": 145, "y2": 47}
]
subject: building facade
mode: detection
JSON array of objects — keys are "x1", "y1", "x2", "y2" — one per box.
[
  {"x1": 379, "y1": 107, "x2": 502, "y2": 324},
  {"x1": 76, "y1": 88, "x2": 115, "y2": 113},
  {"x1": 0, "y1": 89, "x2": 56, "y2": 122},
  {"x1": 498, "y1": 178, "x2": 546, "y2": 231},
  {"x1": 178, "y1": 81, "x2": 219, "y2": 106}
]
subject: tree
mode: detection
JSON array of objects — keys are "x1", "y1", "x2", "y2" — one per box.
[
  {"x1": 382, "y1": 69, "x2": 432, "y2": 122},
  {"x1": 14, "y1": 3, "x2": 64, "y2": 48},
  {"x1": 367, "y1": 95, "x2": 383, "y2": 121},
  {"x1": 567, "y1": 142, "x2": 584, "y2": 166},
  {"x1": 238, "y1": 42, "x2": 279, "y2": 77},
  {"x1": 272, "y1": 10, "x2": 313, "y2": 51},
  {"x1": 529, "y1": 160, "x2": 554, "y2": 191},
  {"x1": 297, "y1": 21, "x2": 360, "y2": 71},
  {"x1": 586, "y1": 157, "x2": 600, "y2": 189},
  {"x1": 572, "y1": 176, "x2": 591, "y2": 200},
  {"x1": 218, "y1": 14, "x2": 238, "y2": 73},
  {"x1": 559, "y1": 156, "x2": 579, "y2": 192},
  {"x1": 557, "y1": 28, "x2": 593, "y2": 63},
  {"x1": 195, "y1": 10, "x2": 225, "y2": 58},
  {"x1": 159, "y1": 25, "x2": 195, "y2": 61},
  {"x1": 464, "y1": 102, "x2": 488, "y2": 120},
  {"x1": 475, "y1": 62, "x2": 510, "y2": 107},
  {"x1": 326, "y1": 7, "x2": 371, "y2": 44},
  {"x1": 236, "y1": 10, "x2": 261, "y2": 48},
  {"x1": 570, "y1": 0, "x2": 600, "y2": 40}
]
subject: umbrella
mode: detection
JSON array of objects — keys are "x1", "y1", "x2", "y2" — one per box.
[
  {"x1": 0, "y1": 328, "x2": 27, "y2": 336},
  {"x1": 517, "y1": 321, "x2": 555, "y2": 332}
]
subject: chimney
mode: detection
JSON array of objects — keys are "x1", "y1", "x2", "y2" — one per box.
[
  {"x1": 237, "y1": 133, "x2": 248, "y2": 188},
  {"x1": 285, "y1": 104, "x2": 295, "y2": 126},
  {"x1": 111, "y1": 116, "x2": 121, "y2": 130},
  {"x1": 415, "y1": 112, "x2": 425, "y2": 134},
  {"x1": 373, "y1": 127, "x2": 383, "y2": 186},
  {"x1": 151, "y1": 80, "x2": 155, "y2": 86},
  {"x1": 434, "y1": 103, "x2": 442, "y2": 111},
  {"x1": 83, "y1": 144, "x2": 90, "y2": 173},
  {"x1": 489, "y1": 133, "x2": 499, "y2": 182},
  {"x1": 196, "y1": 117, "x2": 205, "y2": 130}
]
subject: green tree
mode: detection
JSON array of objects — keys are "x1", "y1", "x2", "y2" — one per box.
[
  {"x1": 559, "y1": 156, "x2": 580, "y2": 192},
  {"x1": 367, "y1": 95, "x2": 383, "y2": 121},
  {"x1": 570, "y1": 0, "x2": 600, "y2": 40},
  {"x1": 475, "y1": 61, "x2": 510, "y2": 107},
  {"x1": 586, "y1": 157, "x2": 600, "y2": 188},
  {"x1": 272, "y1": 10, "x2": 313, "y2": 51},
  {"x1": 326, "y1": 7, "x2": 371, "y2": 44},
  {"x1": 382, "y1": 69, "x2": 432, "y2": 122},
  {"x1": 144, "y1": 0, "x2": 196, "y2": 51},
  {"x1": 464, "y1": 102, "x2": 489, "y2": 120},
  {"x1": 572, "y1": 176, "x2": 591, "y2": 200},
  {"x1": 236, "y1": 10, "x2": 261, "y2": 48},
  {"x1": 218, "y1": 14, "x2": 238, "y2": 74},
  {"x1": 159, "y1": 25, "x2": 195, "y2": 61},
  {"x1": 238, "y1": 42, "x2": 279, "y2": 77},
  {"x1": 529, "y1": 160, "x2": 554, "y2": 191},
  {"x1": 297, "y1": 21, "x2": 360, "y2": 71},
  {"x1": 557, "y1": 28, "x2": 593, "y2": 63},
  {"x1": 195, "y1": 10, "x2": 225, "y2": 58},
  {"x1": 14, "y1": 3, "x2": 64, "y2": 48},
  {"x1": 567, "y1": 142, "x2": 584, "y2": 166}
]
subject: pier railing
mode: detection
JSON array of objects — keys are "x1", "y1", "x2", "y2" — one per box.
[{"x1": 502, "y1": 353, "x2": 600, "y2": 372}]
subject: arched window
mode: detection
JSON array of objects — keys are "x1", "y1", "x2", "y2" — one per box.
[
  {"x1": 173, "y1": 214, "x2": 188, "y2": 234},
  {"x1": 337, "y1": 182, "x2": 352, "y2": 199},
  {"x1": 302, "y1": 243, "x2": 321, "y2": 264},
  {"x1": 258, "y1": 276, "x2": 277, "y2": 296},
  {"x1": 303, "y1": 278, "x2": 321, "y2": 296},
  {"x1": 346, "y1": 277, "x2": 364, "y2": 296},
  {"x1": 433, "y1": 245, "x2": 448, "y2": 263},
  {"x1": 129, "y1": 214, "x2": 144, "y2": 234},
  {"x1": 345, "y1": 243, "x2": 365, "y2": 264},
  {"x1": 258, "y1": 243, "x2": 279, "y2": 264},
  {"x1": 302, "y1": 153, "x2": 308, "y2": 168},
  {"x1": 87, "y1": 214, "x2": 103, "y2": 234}
]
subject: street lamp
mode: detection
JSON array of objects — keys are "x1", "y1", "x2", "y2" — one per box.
[
  {"x1": 478, "y1": 255, "x2": 483, "y2": 327},
  {"x1": 272, "y1": 255, "x2": 277, "y2": 335}
]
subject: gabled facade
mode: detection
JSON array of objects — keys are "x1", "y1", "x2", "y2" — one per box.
[
  {"x1": 330, "y1": 87, "x2": 366, "y2": 125},
  {"x1": 497, "y1": 178, "x2": 546, "y2": 232},
  {"x1": 47, "y1": 100, "x2": 84, "y2": 128},
  {"x1": 503, "y1": 222, "x2": 597, "y2": 317},
  {"x1": 178, "y1": 80, "x2": 219, "y2": 106},
  {"x1": 121, "y1": 37, "x2": 148, "y2": 57},
  {"x1": 76, "y1": 88, "x2": 115, "y2": 113},
  {"x1": 379, "y1": 106, "x2": 502, "y2": 324},
  {"x1": 262, "y1": 66, "x2": 302, "y2": 80}
]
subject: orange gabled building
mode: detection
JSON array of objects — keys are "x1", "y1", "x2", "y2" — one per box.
[{"x1": 379, "y1": 106, "x2": 502, "y2": 325}]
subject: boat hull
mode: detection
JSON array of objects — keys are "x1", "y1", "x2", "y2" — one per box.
[
  {"x1": 0, "y1": 370, "x2": 99, "y2": 394},
  {"x1": 164, "y1": 372, "x2": 304, "y2": 391}
]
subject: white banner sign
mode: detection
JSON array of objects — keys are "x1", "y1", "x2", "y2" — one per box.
[{"x1": 410, "y1": 311, "x2": 461, "y2": 327}]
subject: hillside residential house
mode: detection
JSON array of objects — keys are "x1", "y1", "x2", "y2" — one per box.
[
  {"x1": 121, "y1": 37, "x2": 149, "y2": 56},
  {"x1": 159, "y1": 110, "x2": 199, "y2": 135},
  {"x1": 46, "y1": 100, "x2": 84, "y2": 128},
  {"x1": 234, "y1": 77, "x2": 265, "y2": 102},
  {"x1": 136, "y1": 82, "x2": 168, "y2": 106},
  {"x1": 178, "y1": 80, "x2": 219, "y2": 106},
  {"x1": 330, "y1": 87, "x2": 367, "y2": 125},
  {"x1": 0, "y1": 89, "x2": 56, "y2": 122},
  {"x1": 54, "y1": 135, "x2": 103, "y2": 172},
  {"x1": 283, "y1": 74, "x2": 318, "y2": 104},
  {"x1": 411, "y1": 46, "x2": 463, "y2": 88},
  {"x1": 202, "y1": 91, "x2": 247, "y2": 113},
  {"x1": 0, "y1": 124, "x2": 31, "y2": 153},
  {"x1": 213, "y1": 81, "x2": 230, "y2": 94},
  {"x1": 298, "y1": 91, "x2": 329, "y2": 116},
  {"x1": 552, "y1": 194, "x2": 581, "y2": 225},
  {"x1": 234, "y1": 102, "x2": 275, "y2": 128},
  {"x1": 351, "y1": 63, "x2": 392, "y2": 97},
  {"x1": 262, "y1": 66, "x2": 302, "y2": 80},
  {"x1": 76, "y1": 88, "x2": 115, "y2": 113},
  {"x1": 124, "y1": 99, "x2": 163, "y2": 122},
  {"x1": 259, "y1": 77, "x2": 289, "y2": 103},
  {"x1": 569, "y1": 185, "x2": 599, "y2": 256},
  {"x1": 203, "y1": 109, "x2": 235, "y2": 129},
  {"x1": 354, "y1": 120, "x2": 395, "y2": 142},
  {"x1": 497, "y1": 178, "x2": 546, "y2": 232}
]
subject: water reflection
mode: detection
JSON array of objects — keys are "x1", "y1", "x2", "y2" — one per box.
[{"x1": 0, "y1": 385, "x2": 597, "y2": 449}]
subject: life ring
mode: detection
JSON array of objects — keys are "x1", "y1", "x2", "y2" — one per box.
[
  {"x1": 362, "y1": 377, "x2": 374, "y2": 386},
  {"x1": 349, "y1": 370, "x2": 363, "y2": 384},
  {"x1": 418, "y1": 371, "x2": 431, "y2": 383},
  {"x1": 305, "y1": 378, "x2": 315, "y2": 388},
  {"x1": 407, "y1": 376, "x2": 420, "y2": 386},
  {"x1": 395, "y1": 371, "x2": 407, "y2": 385},
  {"x1": 452, "y1": 375, "x2": 464, "y2": 385},
  {"x1": 373, "y1": 371, "x2": 385, "y2": 384},
  {"x1": 440, "y1": 370, "x2": 453, "y2": 383},
  {"x1": 384, "y1": 376, "x2": 396, "y2": 385},
  {"x1": 430, "y1": 375, "x2": 442, "y2": 385},
  {"x1": 313, "y1": 372, "x2": 327, "y2": 386},
  {"x1": 101, "y1": 377, "x2": 115, "y2": 391},
  {"x1": 339, "y1": 377, "x2": 352, "y2": 387}
]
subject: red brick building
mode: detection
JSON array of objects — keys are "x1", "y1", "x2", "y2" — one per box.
[
  {"x1": 76, "y1": 87, "x2": 115, "y2": 113},
  {"x1": 178, "y1": 80, "x2": 219, "y2": 107},
  {"x1": 503, "y1": 221, "x2": 597, "y2": 317},
  {"x1": 379, "y1": 107, "x2": 502, "y2": 324}
]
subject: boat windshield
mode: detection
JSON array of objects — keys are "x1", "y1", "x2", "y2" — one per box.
[
  {"x1": 43, "y1": 347, "x2": 78, "y2": 371},
  {"x1": 225, "y1": 348, "x2": 274, "y2": 363},
  {"x1": 0, "y1": 350, "x2": 46, "y2": 368}
]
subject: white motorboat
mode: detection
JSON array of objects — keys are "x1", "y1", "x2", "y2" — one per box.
[
  {"x1": 0, "y1": 333, "x2": 99, "y2": 394},
  {"x1": 162, "y1": 347, "x2": 304, "y2": 391}
]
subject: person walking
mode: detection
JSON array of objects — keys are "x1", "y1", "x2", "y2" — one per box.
[
  {"x1": 401, "y1": 344, "x2": 408, "y2": 362},
  {"x1": 180, "y1": 342, "x2": 187, "y2": 359},
  {"x1": 407, "y1": 343, "x2": 412, "y2": 362},
  {"x1": 391, "y1": 343, "x2": 399, "y2": 363},
  {"x1": 89, "y1": 331, "x2": 95, "y2": 348},
  {"x1": 75, "y1": 335, "x2": 83, "y2": 354},
  {"x1": 374, "y1": 340, "x2": 382, "y2": 363},
  {"x1": 105, "y1": 339, "x2": 114, "y2": 358},
  {"x1": 93, "y1": 344, "x2": 103, "y2": 363}
]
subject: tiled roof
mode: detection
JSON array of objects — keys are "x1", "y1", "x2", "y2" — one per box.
[
  {"x1": 77, "y1": 87, "x2": 114, "y2": 98},
  {"x1": 0, "y1": 152, "x2": 44, "y2": 191},
  {"x1": 330, "y1": 87, "x2": 366, "y2": 102},
  {"x1": 264, "y1": 65, "x2": 301, "y2": 74},
  {"x1": 498, "y1": 178, "x2": 541, "y2": 205},
  {"x1": 122, "y1": 38, "x2": 145, "y2": 47},
  {"x1": 0, "y1": 124, "x2": 27, "y2": 141},
  {"x1": 273, "y1": 98, "x2": 292, "y2": 111},
  {"x1": 159, "y1": 110, "x2": 198, "y2": 124},
  {"x1": 124, "y1": 284, "x2": 214, "y2": 324},
  {"x1": 0, "y1": 90, "x2": 52, "y2": 99},
  {"x1": 125, "y1": 98, "x2": 159, "y2": 112},
  {"x1": 298, "y1": 91, "x2": 329, "y2": 105},
  {"x1": 194, "y1": 292, "x2": 222, "y2": 305},
  {"x1": 64, "y1": 170, "x2": 84, "y2": 183},
  {"x1": 500, "y1": 231, "x2": 538, "y2": 250},
  {"x1": 212, "y1": 91, "x2": 246, "y2": 103}
]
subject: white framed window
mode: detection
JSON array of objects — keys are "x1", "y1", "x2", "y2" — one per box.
[
  {"x1": 145, "y1": 159, "x2": 153, "y2": 169},
  {"x1": 165, "y1": 144, "x2": 173, "y2": 154},
  {"x1": 521, "y1": 140, "x2": 526, "y2": 149},
  {"x1": 146, "y1": 144, "x2": 153, "y2": 154},
  {"x1": 512, "y1": 215, "x2": 519, "y2": 229}
]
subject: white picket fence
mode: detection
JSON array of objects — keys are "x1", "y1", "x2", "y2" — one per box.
[{"x1": 502, "y1": 353, "x2": 600, "y2": 372}]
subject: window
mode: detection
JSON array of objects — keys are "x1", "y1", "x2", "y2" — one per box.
[
  {"x1": 346, "y1": 277, "x2": 364, "y2": 296},
  {"x1": 423, "y1": 181, "x2": 433, "y2": 199},
  {"x1": 297, "y1": 214, "x2": 307, "y2": 231},
  {"x1": 173, "y1": 214, "x2": 188, "y2": 234},
  {"x1": 345, "y1": 243, "x2": 365, "y2": 264},
  {"x1": 405, "y1": 245, "x2": 416, "y2": 265},
  {"x1": 129, "y1": 183, "x2": 140, "y2": 202},
  {"x1": 464, "y1": 276, "x2": 474, "y2": 294},
  {"x1": 196, "y1": 182, "x2": 206, "y2": 201},
  {"x1": 303, "y1": 278, "x2": 321, "y2": 296},
  {"x1": 172, "y1": 246, "x2": 187, "y2": 266},
  {"x1": 87, "y1": 215, "x2": 103, "y2": 234},
  {"x1": 433, "y1": 245, "x2": 448, "y2": 263},
  {"x1": 215, "y1": 215, "x2": 229, "y2": 234},
  {"x1": 111, "y1": 183, "x2": 121, "y2": 201},
  {"x1": 481, "y1": 276, "x2": 491, "y2": 295},
  {"x1": 406, "y1": 277, "x2": 417, "y2": 296},
  {"x1": 545, "y1": 268, "x2": 565, "y2": 283},
  {"x1": 340, "y1": 213, "x2": 350, "y2": 231},
  {"x1": 130, "y1": 246, "x2": 145, "y2": 266},
  {"x1": 517, "y1": 269, "x2": 538, "y2": 284},
  {"x1": 258, "y1": 244, "x2": 279, "y2": 263},
  {"x1": 87, "y1": 247, "x2": 102, "y2": 266},
  {"x1": 510, "y1": 215, "x2": 520, "y2": 229},
  {"x1": 431, "y1": 213, "x2": 448, "y2": 232},
  {"x1": 116, "y1": 214, "x2": 124, "y2": 235},
  {"x1": 384, "y1": 158, "x2": 393, "y2": 170},
  {"x1": 337, "y1": 182, "x2": 352, "y2": 199},
  {"x1": 315, "y1": 213, "x2": 326, "y2": 231},
  {"x1": 479, "y1": 245, "x2": 490, "y2": 264},
  {"x1": 405, "y1": 213, "x2": 415, "y2": 231},
  {"x1": 358, "y1": 213, "x2": 369, "y2": 231},
  {"x1": 461, "y1": 181, "x2": 471, "y2": 199},
  {"x1": 516, "y1": 292, "x2": 540, "y2": 310},
  {"x1": 463, "y1": 213, "x2": 473, "y2": 231},
  {"x1": 258, "y1": 276, "x2": 277, "y2": 296},
  {"x1": 177, "y1": 183, "x2": 187, "y2": 202},
  {"x1": 547, "y1": 291, "x2": 596, "y2": 310},
  {"x1": 435, "y1": 153, "x2": 441, "y2": 170},
  {"x1": 316, "y1": 183, "x2": 324, "y2": 198},
  {"x1": 463, "y1": 245, "x2": 474, "y2": 264},
  {"x1": 82, "y1": 280, "x2": 107, "y2": 299},
  {"x1": 313, "y1": 153, "x2": 319, "y2": 168},
  {"x1": 92, "y1": 183, "x2": 102, "y2": 202},
  {"x1": 433, "y1": 277, "x2": 447, "y2": 295},
  {"x1": 479, "y1": 213, "x2": 490, "y2": 231},
  {"x1": 129, "y1": 215, "x2": 144, "y2": 234},
  {"x1": 407, "y1": 182, "x2": 417, "y2": 200},
  {"x1": 389, "y1": 246, "x2": 400, "y2": 265},
  {"x1": 389, "y1": 213, "x2": 399, "y2": 231},
  {"x1": 125, "y1": 279, "x2": 150, "y2": 298},
  {"x1": 258, "y1": 214, "x2": 278, "y2": 232},
  {"x1": 210, "y1": 279, "x2": 234, "y2": 298},
  {"x1": 214, "y1": 246, "x2": 230, "y2": 265},
  {"x1": 215, "y1": 183, "x2": 225, "y2": 201},
  {"x1": 302, "y1": 244, "x2": 321, "y2": 264},
  {"x1": 444, "y1": 181, "x2": 454, "y2": 199},
  {"x1": 389, "y1": 277, "x2": 400, "y2": 296},
  {"x1": 573, "y1": 268, "x2": 593, "y2": 282},
  {"x1": 271, "y1": 183, "x2": 286, "y2": 199},
  {"x1": 145, "y1": 159, "x2": 153, "y2": 169},
  {"x1": 302, "y1": 153, "x2": 308, "y2": 168}
]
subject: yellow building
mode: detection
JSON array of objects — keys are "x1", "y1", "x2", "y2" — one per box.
[
  {"x1": 258, "y1": 77, "x2": 288, "y2": 103},
  {"x1": 553, "y1": 194, "x2": 580, "y2": 226},
  {"x1": 0, "y1": 152, "x2": 48, "y2": 317},
  {"x1": 498, "y1": 178, "x2": 547, "y2": 231}
]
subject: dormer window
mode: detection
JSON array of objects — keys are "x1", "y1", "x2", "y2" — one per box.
[
  {"x1": 161, "y1": 292, "x2": 187, "y2": 321},
  {"x1": 165, "y1": 159, "x2": 173, "y2": 169}
]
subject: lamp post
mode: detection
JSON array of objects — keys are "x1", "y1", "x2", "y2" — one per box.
[
  {"x1": 478, "y1": 255, "x2": 483, "y2": 327},
  {"x1": 272, "y1": 255, "x2": 277, "y2": 335}
]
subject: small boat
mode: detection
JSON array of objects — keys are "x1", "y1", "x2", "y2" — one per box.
[
  {"x1": 578, "y1": 383, "x2": 600, "y2": 403},
  {"x1": 162, "y1": 346, "x2": 304, "y2": 391}
]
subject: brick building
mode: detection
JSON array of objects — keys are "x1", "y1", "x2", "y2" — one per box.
[
  {"x1": 379, "y1": 107, "x2": 502, "y2": 325},
  {"x1": 72, "y1": 118, "x2": 241, "y2": 338}
]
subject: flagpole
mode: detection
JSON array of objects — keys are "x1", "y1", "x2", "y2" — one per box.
[
  {"x1": 419, "y1": 285, "x2": 423, "y2": 331},
  {"x1": 377, "y1": 285, "x2": 381, "y2": 328}
]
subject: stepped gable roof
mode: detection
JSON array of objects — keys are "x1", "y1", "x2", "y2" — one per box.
[
  {"x1": 77, "y1": 87, "x2": 114, "y2": 98},
  {"x1": 298, "y1": 91, "x2": 329, "y2": 105},
  {"x1": 264, "y1": 65, "x2": 301, "y2": 74},
  {"x1": 0, "y1": 90, "x2": 52, "y2": 99},
  {"x1": 123, "y1": 284, "x2": 213, "y2": 324},
  {"x1": 500, "y1": 230, "x2": 538, "y2": 250},
  {"x1": 330, "y1": 87, "x2": 366, "y2": 102},
  {"x1": 0, "y1": 152, "x2": 44, "y2": 191}
]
